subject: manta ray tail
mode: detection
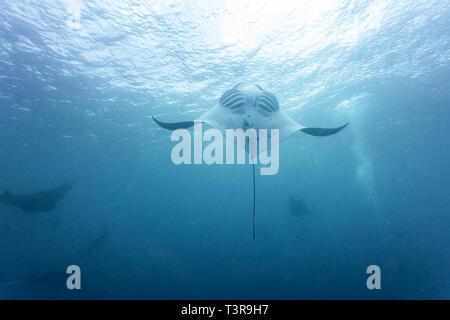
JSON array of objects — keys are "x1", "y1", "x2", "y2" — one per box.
[
  {"x1": 300, "y1": 122, "x2": 349, "y2": 137},
  {"x1": 252, "y1": 163, "x2": 256, "y2": 240},
  {"x1": 152, "y1": 117, "x2": 195, "y2": 130}
]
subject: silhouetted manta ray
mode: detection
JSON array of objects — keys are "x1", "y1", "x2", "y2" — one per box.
[
  {"x1": 85, "y1": 226, "x2": 109, "y2": 257},
  {"x1": 289, "y1": 197, "x2": 311, "y2": 217},
  {"x1": 0, "y1": 181, "x2": 74, "y2": 213},
  {"x1": 0, "y1": 270, "x2": 67, "y2": 288},
  {"x1": 153, "y1": 84, "x2": 348, "y2": 239}
]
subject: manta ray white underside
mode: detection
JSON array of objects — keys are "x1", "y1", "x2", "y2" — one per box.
[{"x1": 153, "y1": 84, "x2": 348, "y2": 153}]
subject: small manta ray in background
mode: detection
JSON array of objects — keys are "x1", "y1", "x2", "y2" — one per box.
[
  {"x1": 0, "y1": 181, "x2": 75, "y2": 213},
  {"x1": 76, "y1": 227, "x2": 109, "y2": 264},
  {"x1": 85, "y1": 227, "x2": 109, "y2": 257},
  {"x1": 153, "y1": 84, "x2": 348, "y2": 239},
  {"x1": 289, "y1": 197, "x2": 311, "y2": 217},
  {"x1": 0, "y1": 270, "x2": 67, "y2": 288}
]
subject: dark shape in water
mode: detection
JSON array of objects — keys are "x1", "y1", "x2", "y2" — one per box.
[
  {"x1": 289, "y1": 196, "x2": 311, "y2": 217},
  {"x1": 0, "y1": 181, "x2": 74, "y2": 212},
  {"x1": 396, "y1": 230, "x2": 406, "y2": 240},
  {"x1": 27, "y1": 270, "x2": 67, "y2": 285},
  {"x1": 85, "y1": 227, "x2": 109, "y2": 257},
  {"x1": 0, "y1": 270, "x2": 67, "y2": 288}
]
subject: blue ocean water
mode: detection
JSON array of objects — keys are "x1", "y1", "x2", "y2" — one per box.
[{"x1": 0, "y1": 0, "x2": 449, "y2": 299}]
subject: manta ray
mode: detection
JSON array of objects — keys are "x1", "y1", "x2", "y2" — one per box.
[
  {"x1": 0, "y1": 181, "x2": 74, "y2": 213},
  {"x1": 289, "y1": 196, "x2": 311, "y2": 217},
  {"x1": 85, "y1": 227, "x2": 109, "y2": 257},
  {"x1": 153, "y1": 84, "x2": 348, "y2": 239},
  {"x1": 0, "y1": 270, "x2": 67, "y2": 288}
]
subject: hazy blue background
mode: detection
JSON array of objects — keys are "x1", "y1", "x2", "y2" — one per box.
[{"x1": 0, "y1": 0, "x2": 449, "y2": 299}]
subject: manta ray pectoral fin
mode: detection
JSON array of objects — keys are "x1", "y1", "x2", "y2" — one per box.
[
  {"x1": 300, "y1": 122, "x2": 349, "y2": 137},
  {"x1": 152, "y1": 116, "x2": 195, "y2": 131}
]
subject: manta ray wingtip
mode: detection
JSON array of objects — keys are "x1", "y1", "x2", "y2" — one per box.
[
  {"x1": 152, "y1": 116, "x2": 170, "y2": 129},
  {"x1": 151, "y1": 116, "x2": 161, "y2": 125},
  {"x1": 300, "y1": 122, "x2": 349, "y2": 137},
  {"x1": 152, "y1": 116, "x2": 195, "y2": 131}
]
